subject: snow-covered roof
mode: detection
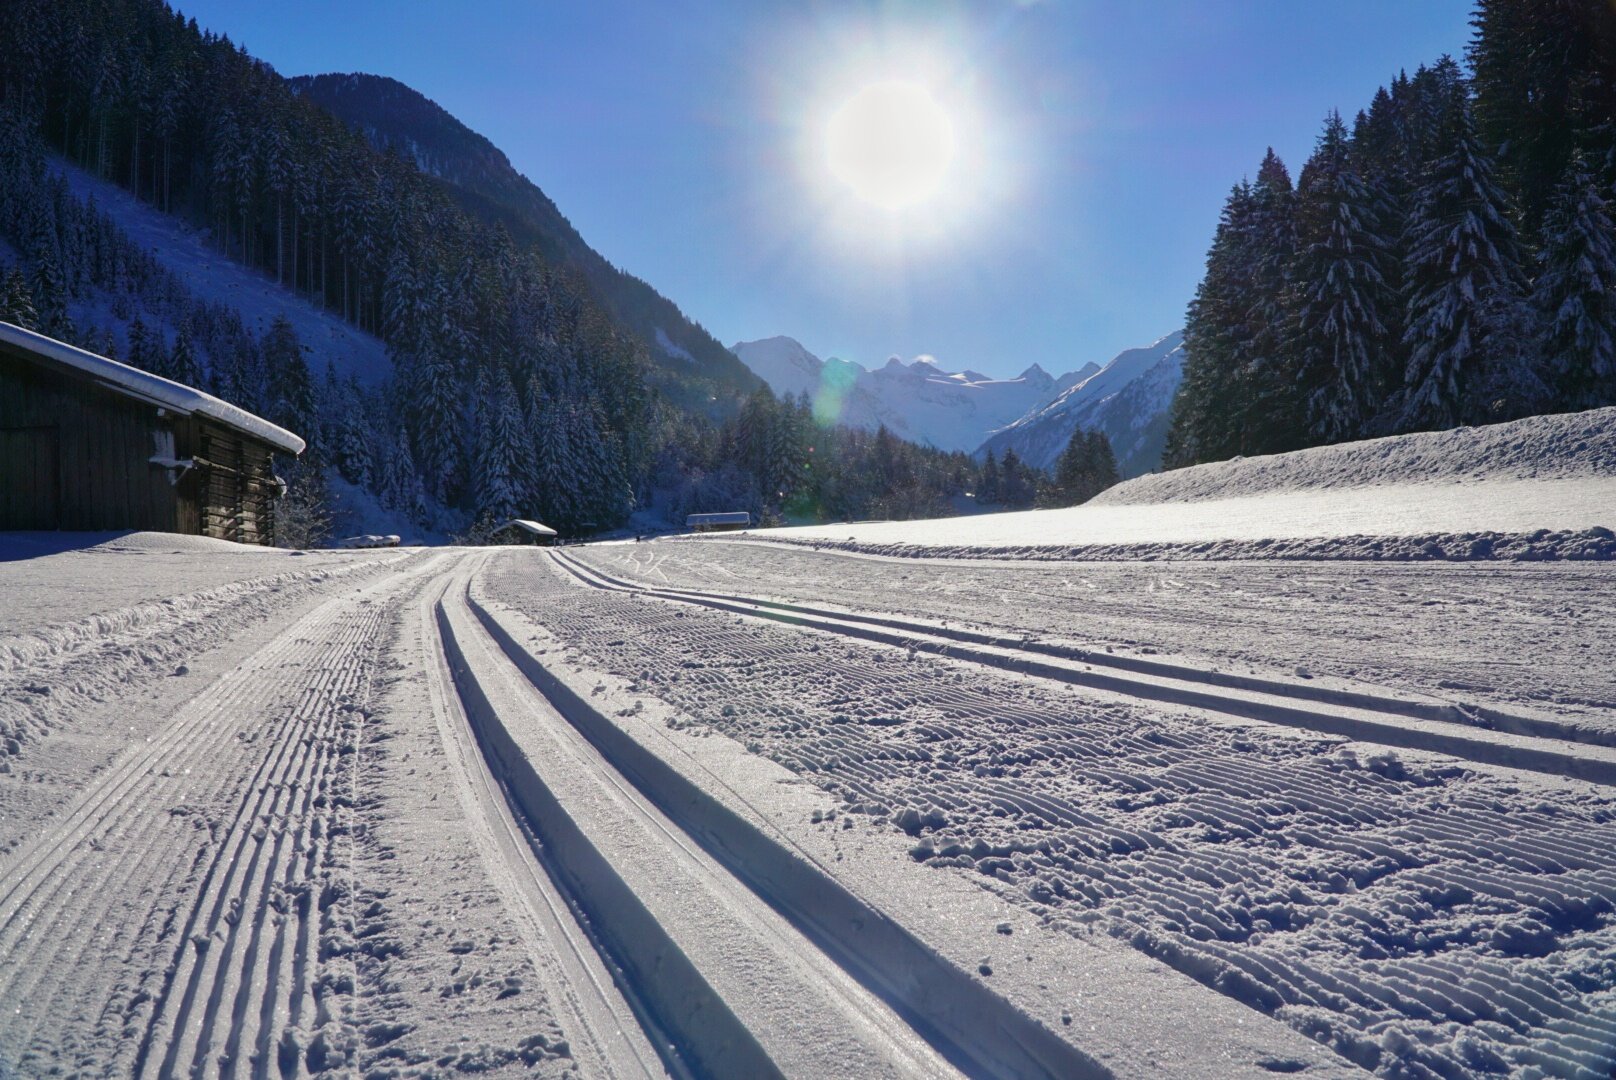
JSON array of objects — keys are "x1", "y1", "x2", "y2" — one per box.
[
  {"x1": 686, "y1": 512, "x2": 752, "y2": 525},
  {"x1": 499, "y1": 518, "x2": 558, "y2": 537},
  {"x1": 0, "y1": 321, "x2": 306, "y2": 455}
]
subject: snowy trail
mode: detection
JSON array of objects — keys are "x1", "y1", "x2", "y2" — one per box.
[
  {"x1": 414, "y1": 557, "x2": 665, "y2": 1080},
  {"x1": 554, "y1": 550, "x2": 1616, "y2": 786},
  {"x1": 493, "y1": 550, "x2": 1616, "y2": 1079},
  {"x1": 433, "y1": 565, "x2": 1081, "y2": 1078},
  {"x1": 0, "y1": 554, "x2": 445, "y2": 1077},
  {"x1": 577, "y1": 539, "x2": 1616, "y2": 737}
]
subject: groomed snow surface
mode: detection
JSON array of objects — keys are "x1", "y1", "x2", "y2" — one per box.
[
  {"x1": 749, "y1": 407, "x2": 1616, "y2": 562},
  {"x1": 3, "y1": 409, "x2": 1614, "y2": 1078}
]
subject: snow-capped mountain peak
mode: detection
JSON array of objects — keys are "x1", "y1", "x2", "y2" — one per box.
[
  {"x1": 979, "y1": 331, "x2": 1185, "y2": 477},
  {"x1": 731, "y1": 337, "x2": 1087, "y2": 454}
]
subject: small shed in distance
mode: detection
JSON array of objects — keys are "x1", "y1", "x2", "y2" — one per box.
[
  {"x1": 495, "y1": 518, "x2": 559, "y2": 545},
  {"x1": 686, "y1": 511, "x2": 751, "y2": 532},
  {"x1": 0, "y1": 321, "x2": 304, "y2": 545}
]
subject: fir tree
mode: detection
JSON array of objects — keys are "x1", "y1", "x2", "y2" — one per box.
[
  {"x1": 472, "y1": 368, "x2": 526, "y2": 523},
  {"x1": 1166, "y1": 182, "x2": 1258, "y2": 467},
  {"x1": 1240, "y1": 149, "x2": 1301, "y2": 454},
  {"x1": 168, "y1": 317, "x2": 201, "y2": 386},
  {"x1": 1292, "y1": 112, "x2": 1397, "y2": 443},
  {"x1": 263, "y1": 316, "x2": 317, "y2": 445},
  {"x1": 29, "y1": 253, "x2": 70, "y2": 339},
  {"x1": 977, "y1": 449, "x2": 1001, "y2": 504},
  {"x1": 1, "y1": 265, "x2": 38, "y2": 329},
  {"x1": 1399, "y1": 100, "x2": 1538, "y2": 430},
  {"x1": 126, "y1": 314, "x2": 156, "y2": 374},
  {"x1": 1051, "y1": 429, "x2": 1120, "y2": 506},
  {"x1": 1534, "y1": 153, "x2": 1616, "y2": 408}
]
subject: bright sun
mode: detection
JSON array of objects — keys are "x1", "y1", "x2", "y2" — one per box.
[{"x1": 826, "y1": 81, "x2": 956, "y2": 211}]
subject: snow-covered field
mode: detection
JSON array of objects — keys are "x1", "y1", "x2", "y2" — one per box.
[
  {"x1": 734, "y1": 408, "x2": 1616, "y2": 561},
  {"x1": 3, "y1": 413, "x2": 1614, "y2": 1078}
]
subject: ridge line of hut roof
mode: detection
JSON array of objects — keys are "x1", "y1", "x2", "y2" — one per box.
[{"x1": 0, "y1": 321, "x2": 306, "y2": 456}]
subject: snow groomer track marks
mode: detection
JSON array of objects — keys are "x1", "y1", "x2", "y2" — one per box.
[
  {"x1": 428, "y1": 559, "x2": 1099, "y2": 1079},
  {"x1": 0, "y1": 556, "x2": 446, "y2": 1079},
  {"x1": 499, "y1": 547, "x2": 1616, "y2": 1079},
  {"x1": 549, "y1": 548, "x2": 1616, "y2": 785}
]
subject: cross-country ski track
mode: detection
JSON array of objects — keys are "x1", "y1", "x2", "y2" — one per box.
[{"x1": 5, "y1": 538, "x2": 1615, "y2": 1078}]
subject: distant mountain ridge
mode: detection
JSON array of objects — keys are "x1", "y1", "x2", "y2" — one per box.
[
  {"x1": 289, "y1": 72, "x2": 759, "y2": 409},
  {"x1": 732, "y1": 336, "x2": 1096, "y2": 454},
  {"x1": 979, "y1": 332, "x2": 1185, "y2": 478}
]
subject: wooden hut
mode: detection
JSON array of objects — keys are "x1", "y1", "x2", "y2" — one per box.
[
  {"x1": 495, "y1": 518, "x2": 559, "y2": 545},
  {"x1": 686, "y1": 511, "x2": 751, "y2": 532},
  {"x1": 0, "y1": 321, "x2": 304, "y2": 545}
]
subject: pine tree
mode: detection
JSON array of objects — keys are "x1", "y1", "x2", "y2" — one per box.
[
  {"x1": 1292, "y1": 112, "x2": 1397, "y2": 443},
  {"x1": 263, "y1": 316, "x2": 317, "y2": 446},
  {"x1": 169, "y1": 318, "x2": 201, "y2": 387},
  {"x1": 472, "y1": 368, "x2": 526, "y2": 523},
  {"x1": 1469, "y1": 0, "x2": 1616, "y2": 242},
  {"x1": 1, "y1": 266, "x2": 38, "y2": 329},
  {"x1": 1399, "y1": 100, "x2": 1539, "y2": 430},
  {"x1": 1240, "y1": 149, "x2": 1301, "y2": 454},
  {"x1": 1051, "y1": 429, "x2": 1120, "y2": 506},
  {"x1": 1534, "y1": 153, "x2": 1616, "y2": 408},
  {"x1": 126, "y1": 314, "x2": 156, "y2": 374},
  {"x1": 1165, "y1": 182, "x2": 1258, "y2": 467},
  {"x1": 998, "y1": 448, "x2": 1036, "y2": 508},
  {"x1": 29, "y1": 253, "x2": 70, "y2": 339},
  {"x1": 977, "y1": 449, "x2": 1001, "y2": 504}
]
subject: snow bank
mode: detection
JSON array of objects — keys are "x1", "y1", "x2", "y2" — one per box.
[
  {"x1": 1096, "y1": 406, "x2": 1616, "y2": 506},
  {"x1": 729, "y1": 409, "x2": 1616, "y2": 561}
]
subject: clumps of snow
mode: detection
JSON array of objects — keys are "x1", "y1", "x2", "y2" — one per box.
[{"x1": 1096, "y1": 406, "x2": 1616, "y2": 507}]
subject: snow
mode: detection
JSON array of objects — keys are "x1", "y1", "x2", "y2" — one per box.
[
  {"x1": 1, "y1": 320, "x2": 306, "y2": 454},
  {"x1": 512, "y1": 547, "x2": 1616, "y2": 1079},
  {"x1": 654, "y1": 325, "x2": 695, "y2": 363},
  {"x1": 500, "y1": 518, "x2": 558, "y2": 537},
  {"x1": 54, "y1": 157, "x2": 392, "y2": 386},
  {"x1": 731, "y1": 335, "x2": 1085, "y2": 453},
  {"x1": 3, "y1": 405, "x2": 1612, "y2": 1079},
  {"x1": 1096, "y1": 404, "x2": 1616, "y2": 504},
  {"x1": 734, "y1": 406, "x2": 1616, "y2": 561}
]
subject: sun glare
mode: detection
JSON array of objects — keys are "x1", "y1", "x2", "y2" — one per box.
[{"x1": 826, "y1": 81, "x2": 956, "y2": 211}]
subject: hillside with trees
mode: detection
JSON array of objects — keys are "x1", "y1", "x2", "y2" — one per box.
[
  {"x1": 0, "y1": 0, "x2": 1020, "y2": 541},
  {"x1": 1165, "y1": 0, "x2": 1616, "y2": 468}
]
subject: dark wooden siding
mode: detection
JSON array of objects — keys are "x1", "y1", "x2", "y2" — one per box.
[
  {"x1": 197, "y1": 421, "x2": 278, "y2": 545},
  {"x1": 0, "y1": 425, "x2": 61, "y2": 529},
  {"x1": 0, "y1": 349, "x2": 183, "y2": 533}
]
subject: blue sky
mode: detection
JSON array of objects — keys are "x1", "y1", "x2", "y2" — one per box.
[{"x1": 178, "y1": 1, "x2": 1472, "y2": 378}]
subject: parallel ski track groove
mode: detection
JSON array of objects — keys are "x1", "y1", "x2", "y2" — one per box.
[
  {"x1": 0, "y1": 557, "x2": 440, "y2": 1078},
  {"x1": 552, "y1": 550, "x2": 1616, "y2": 786},
  {"x1": 448, "y1": 571, "x2": 1108, "y2": 1080}
]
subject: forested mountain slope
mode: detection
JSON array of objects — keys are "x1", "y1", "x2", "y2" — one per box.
[
  {"x1": 289, "y1": 72, "x2": 760, "y2": 410},
  {"x1": 0, "y1": 0, "x2": 1111, "y2": 541}
]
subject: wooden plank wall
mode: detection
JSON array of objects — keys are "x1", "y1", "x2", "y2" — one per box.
[
  {"x1": 0, "y1": 350, "x2": 182, "y2": 533},
  {"x1": 198, "y1": 422, "x2": 278, "y2": 545}
]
